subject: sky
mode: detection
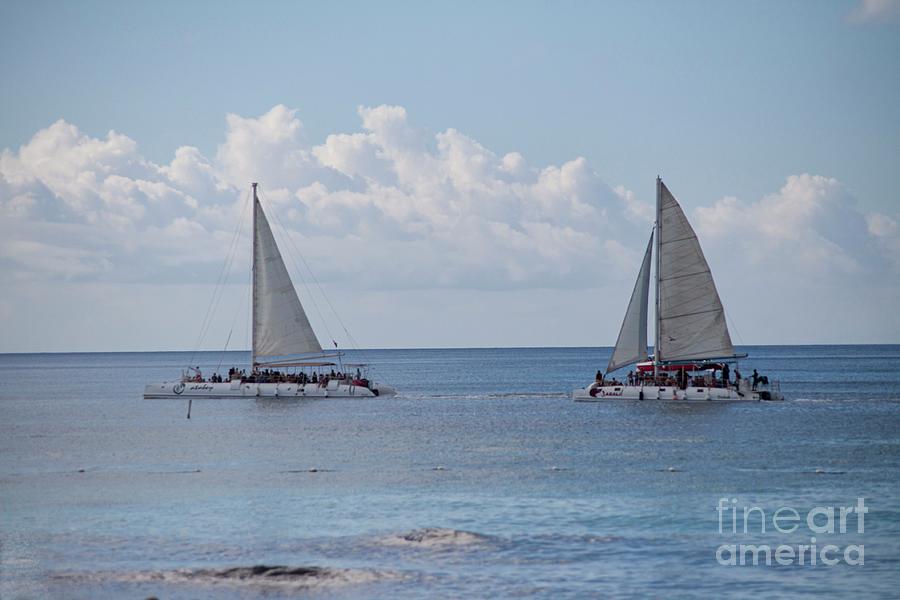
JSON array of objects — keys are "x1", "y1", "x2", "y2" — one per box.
[{"x1": 1, "y1": 0, "x2": 899, "y2": 352}]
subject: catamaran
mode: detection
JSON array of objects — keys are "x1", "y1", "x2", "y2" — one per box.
[
  {"x1": 144, "y1": 183, "x2": 396, "y2": 399},
  {"x1": 574, "y1": 178, "x2": 783, "y2": 402}
]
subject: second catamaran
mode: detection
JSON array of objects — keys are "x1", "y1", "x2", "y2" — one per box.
[{"x1": 574, "y1": 178, "x2": 782, "y2": 402}]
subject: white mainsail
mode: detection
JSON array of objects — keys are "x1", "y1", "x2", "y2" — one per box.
[
  {"x1": 251, "y1": 186, "x2": 322, "y2": 362},
  {"x1": 607, "y1": 231, "x2": 653, "y2": 373},
  {"x1": 655, "y1": 180, "x2": 735, "y2": 362}
]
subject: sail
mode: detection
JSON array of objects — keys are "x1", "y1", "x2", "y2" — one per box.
[
  {"x1": 607, "y1": 231, "x2": 653, "y2": 373},
  {"x1": 252, "y1": 196, "x2": 322, "y2": 360},
  {"x1": 656, "y1": 181, "x2": 735, "y2": 362}
]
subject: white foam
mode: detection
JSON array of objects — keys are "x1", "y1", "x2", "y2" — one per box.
[{"x1": 380, "y1": 527, "x2": 491, "y2": 548}]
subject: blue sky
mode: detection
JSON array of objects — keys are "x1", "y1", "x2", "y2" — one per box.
[
  {"x1": 3, "y1": 1, "x2": 898, "y2": 209},
  {"x1": 1, "y1": 1, "x2": 898, "y2": 351}
]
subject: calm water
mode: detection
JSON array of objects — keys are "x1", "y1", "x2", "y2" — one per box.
[{"x1": 1, "y1": 346, "x2": 899, "y2": 598}]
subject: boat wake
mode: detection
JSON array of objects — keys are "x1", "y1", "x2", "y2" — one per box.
[{"x1": 53, "y1": 564, "x2": 399, "y2": 590}]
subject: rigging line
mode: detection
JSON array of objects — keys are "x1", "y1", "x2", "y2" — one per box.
[
  {"x1": 197, "y1": 210, "x2": 245, "y2": 353},
  {"x1": 188, "y1": 188, "x2": 250, "y2": 369},
  {"x1": 190, "y1": 189, "x2": 251, "y2": 368},
  {"x1": 191, "y1": 195, "x2": 244, "y2": 355},
  {"x1": 256, "y1": 187, "x2": 338, "y2": 349},
  {"x1": 246, "y1": 264, "x2": 252, "y2": 368},
  {"x1": 723, "y1": 304, "x2": 746, "y2": 347},
  {"x1": 216, "y1": 269, "x2": 252, "y2": 375}
]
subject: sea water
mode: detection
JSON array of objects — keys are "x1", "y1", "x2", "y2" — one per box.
[{"x1": 1, "y1": 346, "x2": 899, "y2": 598}]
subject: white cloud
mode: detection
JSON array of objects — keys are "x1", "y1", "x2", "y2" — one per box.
[
  {"x1": 847, "y1": 0, "x2": 900, "y2": 23},
  {"x1": 215, "y1": 104, "x2": 351, "y2": 193},
  {"x1": 694, "y1": 174, "x2": 888, "y2": 276},
  {"x1": 1, "y1": 105, "x2": 898, "y2": 349}
]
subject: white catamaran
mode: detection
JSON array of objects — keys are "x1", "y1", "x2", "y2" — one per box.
[
  {"x1": 574, "y1": 178, "x2": 783, "y2": 402},
  {"x1": 144, "y1": 183, "x2": 396, "y2": 399}
]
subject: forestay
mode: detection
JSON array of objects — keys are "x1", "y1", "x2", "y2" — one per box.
[
  {"x1": 607, "y1": 232, "x2": 653, "y2": 372},
  {"x1": 252, "y1": 197, "x2": 322, "y2": 361},
  {"x1": 656, "y1": 181, "x2": 735, "y2": 362}
]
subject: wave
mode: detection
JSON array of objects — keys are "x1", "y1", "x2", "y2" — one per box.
[
  {"x1": 379, "y1": 527, "x2": 493, "y2": 548},
  {"x1": 53, "y1": 564, "x2": 399, "y2": 590}
]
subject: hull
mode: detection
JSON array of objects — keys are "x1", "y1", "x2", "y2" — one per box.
[
  {"x1": 573, "y1": 382, "x2": 783, "y2": 402},
  {"x1": 144, "y1": 380, "x2": 396, "y2": 399}
]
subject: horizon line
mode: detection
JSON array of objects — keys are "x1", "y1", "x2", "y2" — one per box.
[{"x1": 2, "y1": 342, "x2": 899, "y2": 356}]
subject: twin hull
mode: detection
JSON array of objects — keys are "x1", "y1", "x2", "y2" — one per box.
[
  {"x1": 143, "y1": 380, "x2": 396, "y2": 399},
  {"x1": 573, "y1": 383, "x2": 783, "y2": 402}
]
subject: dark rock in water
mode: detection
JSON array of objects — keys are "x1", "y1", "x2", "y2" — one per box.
[
  {"x1": 77, "y1": 469, "x2": 85, "y2": 473},
  {"x1": 400, "y1": 530, "x2": 435, "y2": 543},
  {"x1": 210, "y1": 565, "x2": 330, "y2": 580},
  {"x1": 282, "y1": 468, "x2": 332, "y2": 473},
  {"x1": 389, "y1": 527, "x2": 489, "y2": 547},
  {"x1": 53, "y1": 564, "x2": 393, "y2": 589}
]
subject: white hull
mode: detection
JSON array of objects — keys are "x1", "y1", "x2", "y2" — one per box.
[
  {"x1": 573, "y1": 381, "x2": 783, "y2": 402},
  {"x1": 143, "y1": 380, "x2": 397, "y2": 399}
]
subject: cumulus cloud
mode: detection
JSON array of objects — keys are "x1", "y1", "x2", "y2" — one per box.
[
  {"x1": 694, "y1": 174, "x2": 896, "y2": 276},
  {"x1": 1, "y1": 104, "x2": 655, "y2": 290},
  {"x1": 1, "y1": 104, "x2": 898, "y2": 348}
]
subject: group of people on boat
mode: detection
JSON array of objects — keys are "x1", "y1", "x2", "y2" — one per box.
[
  {"x1": 184, "y1": 366, "x2": 368, "y2": 387},
  {"x1": 595, "y1": 365, "x2": 770, "y2": 391}
]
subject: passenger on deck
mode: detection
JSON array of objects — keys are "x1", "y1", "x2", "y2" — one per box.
[
  {"x1": 596, "y1": 370, "x2": 603, "y2": 383},
  {"x1": 752, "y1": 369, "x2": 760, "y2": 390}
]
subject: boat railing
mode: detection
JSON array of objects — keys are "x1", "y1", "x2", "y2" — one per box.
[{"x1": 752, "y1": 379, "x2": 780, "y2": 393}]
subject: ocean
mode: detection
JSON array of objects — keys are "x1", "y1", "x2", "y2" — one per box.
[{"x1": 1, "y1": 345, "x2": 899, "y2": 598}]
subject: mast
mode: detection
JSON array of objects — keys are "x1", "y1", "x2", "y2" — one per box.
[
  {"x1": 654, "y1": 176, "x2": 661, "y2": 380},
  {"x1": 250, "y1": 182, "x2": 258, "y2": 371}
]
